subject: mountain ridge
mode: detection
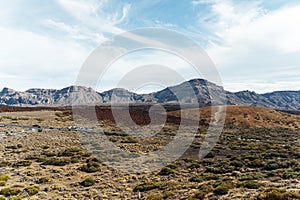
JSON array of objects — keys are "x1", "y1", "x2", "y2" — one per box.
[{"x1": 1, "y1": 79, "x2": 299, "y2": 110}]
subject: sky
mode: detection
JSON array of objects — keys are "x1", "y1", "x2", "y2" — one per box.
[{"x1": 0, "y1": 0, "x2": 300, "y2": 93}]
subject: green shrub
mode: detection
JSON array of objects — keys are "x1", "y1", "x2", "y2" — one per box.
[
  {"x1": 79, "y1": 160, "x2": 101, "y2": 173},
  {"x1": 80, "y1": 177, "x2": 95, "y2": 187},
  {"x1": 158, "y1": 167, "x2": 175, "y2": 176},
  {"x1": 0, "y1": 187, "x2": 22, "y2": 196},
  {"x1": 239, "y1": 181, "x2": 261, "y2": 189},
  {"x1": 230, "y1": 160, "x2": 243, "y2": 167},
  {"x1": 213, "y1": 185, "x2": 229, "y2": 196},
  {"x1": 0, "y1": 195, "x2": 5, "y2": 200},
  {"x1": 42, "y1": 150, "x2": 57, "y2": 157},
  {"x1": 257, "y1": 189, "x2": 300, "y2": 200},
  {"x1": 133, "y1": 182, "x2": 165, "y2": 192},
  {"x1": 190, "y1": 191, "x2": 205, "y2": 199},
  {"x1": 36, "y1": 177, "x2": 51, "y2": 184},
  {"x1": 25, "y1": 186, "x2": 39, "y2": 196},
  {"x1": 0, "y1": 174, "x2": 10, "y2": 182},
  {"x1": 264, "y1": 162, "x2": 279, "y2": 170},
  {"x1": 12, "y1": 160, "x2": 32, "y2": 167},
  {"x1": 247, "y1": 159, "x2": 264, "y2": 168},
  {"x1": 120, "y1": 137, "x2": 138, "y2": 143},
  {"x1": 147, "y1": 194, "x2": 163, "y2": 200},
  {"x1": 42, "y1": 157, "x2": 70, "y2": 166},
  {"x1": 59, "y1": 148, "x2": 82, "y2": 157},
  {"x1": 189, "y1": 173, "x2": 219, "y2": 182}
]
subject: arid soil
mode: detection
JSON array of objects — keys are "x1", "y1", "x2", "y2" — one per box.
[{"x1": 0, "y1": 105, "x2": 299, "y2": 199}]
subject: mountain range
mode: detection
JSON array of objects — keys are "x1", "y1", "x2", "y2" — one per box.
[{"x1": 0, "y1": 79, "x2": 299, "y2": 110}]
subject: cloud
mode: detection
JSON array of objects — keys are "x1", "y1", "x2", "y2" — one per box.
[
  {"x1": 56, "y1": 0, "x2": 130, "y2": 35},
  {"x1": 0, "y1": 26, "x2": 89, "y2": 90},
  {"x1": 193, "y1": 0, "x2": 300, "y2": 92}
]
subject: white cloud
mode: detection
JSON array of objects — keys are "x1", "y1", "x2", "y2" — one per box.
[
  {"x1": 56, "y1": 0, "x2": 130, "y2": 35},
  {"x1": 195, "y1": 1, "x2": 300, "y2": 92},
  {"x1": 0, "y1": 26, "x2": 89, "y2": 90}
]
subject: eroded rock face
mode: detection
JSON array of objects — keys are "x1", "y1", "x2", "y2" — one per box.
[{"x1": 0, "y1": 79, "x2": 299, "y2": 110}]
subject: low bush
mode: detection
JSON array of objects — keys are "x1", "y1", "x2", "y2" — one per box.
[
  {"x1": 158, "y1": 167, "x2": 175, "y2": 176},
  {"x1": 36, "y1": 177, "x2": 51, "y2": 184},
  {"x1": 257, "y1": 188, "x2": 300, "y2": 200},
  {"x1": 25, "y1": 186, "x2": 39, "y2": 196},
  {"x1": 133, "y1": 182, "x2": 165, "y2": 192},
  {"x1": 238, "y1": 180, "x2": 261, "y2": 189},
  {"x1": 42, "y1": 157, "x2": 70, "y2": 166},
  {"x1": 213, "y1": 185, "x2": 229, "y2": 196},
  {"x1": 147, "y1": 194, "x2": 163, "y2": 200},
  {"x1": 80, "y1": 177, "x2": 95, "y2": 187},
  {"x1": 264, "y1": 162, "x2": 280, "y2": 170},
  {"x1": 12, "y1": 160, "x2": 32, "y2": 167},
  {"x1": 79, "y1": 159, "x2": 101, "y2": 173},
  {"x1": 0, "y1": 187, "x2": 22, "y2": 196},
  {"x1": 0, "y1": 174, "x2": 10, "y2": 182}
]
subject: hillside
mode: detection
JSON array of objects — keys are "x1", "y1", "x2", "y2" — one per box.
[{"x1": 168, "y1": 105, "x2": 300, "y2": 129}]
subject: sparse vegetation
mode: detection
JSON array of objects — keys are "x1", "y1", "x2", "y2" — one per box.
[
  {"x1": 24, "y1": 186, "x2": 39, "y2": 196},
  {"x1": 0, "y1": 187, "x2": 22, "y2": 196},
  {"x1": 80, "y1": 177, "x2": 95, "y2": 187},
  {"x1": 134, "y1": 182, "x2": 165, "y2": 192},
  {"x1": 0, "y1": 107, "x2": 299, "y2": 199},
  {"x1": 42, "y1": 157, "x2": 71, "y2": 166}
]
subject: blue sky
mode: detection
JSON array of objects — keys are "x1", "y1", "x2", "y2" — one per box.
[{"x1": 1, "y1": 0, "x2": 300, "y2": 93}]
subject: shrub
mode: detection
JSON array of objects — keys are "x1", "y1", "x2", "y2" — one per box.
[
  {"x1": 230, "y1": 160, "x2": 243, "y2": 168},
  {"x1": 133, "y1": 182, "x2": 165, "y2": 192},
  {"x1": 36, "y1": 177, "x2": 51, "y2": 184},
  {"x1": 59, "y1": 148, "x2": 82, "y2": 157},
  {"x1": 213, "y1": 185, "x2": 229, "y2": 196},
  {"x1": 158, "y1": 167, "x2": 175, "y2": 176},
  {"x1": 79, "y1": 160, "x2": 101, "y2": 173},
  {"x1": 42, "y1": 150, "x2": 57, "y2": 157},
  {"x1": 189, "y1": 173, "x2": 219, "y2": 182},
  {"x1": 257, "y1": 189, "x2": 300, "y2": 200},
  {"x1": 120, "y1": 137, "x2": 138, "y2": 143},
  {"x1": 147, "y1": 193, "x2": 163, "y2": 200},
  {"x1": 0, "y1": 174, "x2": 10, "y2": 182},
  {"x1": 239, "y1": 181, "x2": 261, "y2": 189},
  {"x1": 80, "y1": 177, "x2": 95, "y2": 187},
  {"x1": 13, "y1": 160, "x2": 32, "y2": 167},
  {"x1": 190, "y1": 191, "x2": 205, "y2": 199},
  {"x1": 205, "y1": 151, "x2": 215, "y2": 158},
  {"x1": 25, "y1": 186, "x2": 39, "y2": 196},
  {"x1": 0, "y1": 195, "x2": 5, "y2": 200},
  {"x1": 0, "y1": 187, "x2": 22, "y2": 196},
  {"x1": 264, "y1": 162, "x2": 279, "y2": 170},
  {"x1": 42, "y1": 157, "x2": 70, "y2": 166},
  {"x1": 247, "y1": 159, "x2": 264, "y2": 168}
]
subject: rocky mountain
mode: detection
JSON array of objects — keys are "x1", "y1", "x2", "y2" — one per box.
[{"x1": 0, "y1": 79, "x2": 299, "y2": 110}]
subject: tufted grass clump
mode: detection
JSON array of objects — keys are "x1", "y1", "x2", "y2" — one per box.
[
  {"x1": 213, "y1": 185, "x2": 230, "y2": 196},
  {"x1": 25, "y1": 186, "x2": 39, "y2": 196},
  {"x1": 42, "y1": 157, "x2": 71, "y2": 166},
  {"x1": 0, "y1": 187, "x2": 22, "y2": 196},
  {"x1": 80, "y1": 177, "x2": 95, "y2": 187},
  {"x1": 158, "y1": 167, "x2": 175, "y2": 176},
  {"x1": 257, "y1": 188, "x2": 300, "y2": 200},
  {"x1": 134, "y1": 182, "x2": 165, "y2": 192}
]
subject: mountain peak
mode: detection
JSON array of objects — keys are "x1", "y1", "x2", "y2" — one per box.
[
  {"x1": 0, "y1": 79, "x2": 299, "y2": 110},
  {"x1": 1, "y1": 87, "x2": 17, "y2": 94}
]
